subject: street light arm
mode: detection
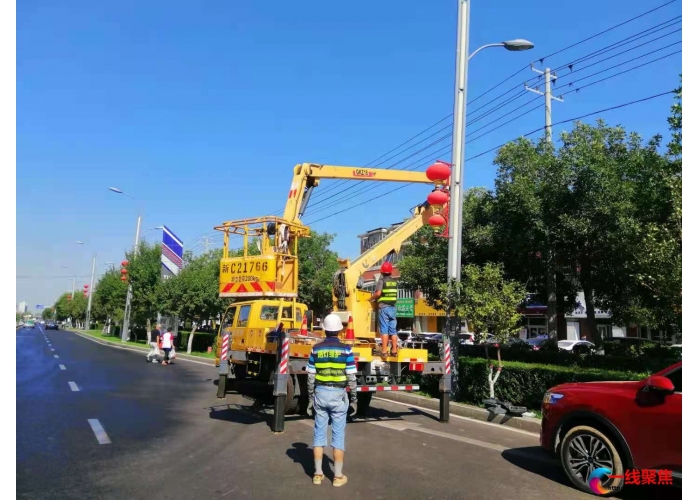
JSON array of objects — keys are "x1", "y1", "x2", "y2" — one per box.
[{"x1": 468, "y1": 43, "x2": 505, "y2": 61}]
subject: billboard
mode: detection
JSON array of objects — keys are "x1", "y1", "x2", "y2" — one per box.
[
  {"x1": 396, "y1": 298, "x2": 415, "y2": 318},
  {"x1": 161, "y1": 226, "x2": 184, "y2": 279}
]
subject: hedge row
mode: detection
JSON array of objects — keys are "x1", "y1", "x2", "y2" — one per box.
[
  {"x1": 452, "y1": 344, "x2": 680, "y2": 374},
  {"x1": 414, "y1": 357, "x2": 648, "y2": 411}
]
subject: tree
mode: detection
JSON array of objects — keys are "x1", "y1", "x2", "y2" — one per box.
[
  {"x1": 125, "y1": 241, "x2": 163, "y2": 331},
  {"x1": 92, "y1": 267, "x2": 128, "y2": 326},
  {"x1": 440, "y1": 264, "x2": 526, "y2": 398},
  {"x1": 297, "y1": 231, "x2": 340, "y2": 317},
  {"x1": 160, "y1": 250, "x2": 227, "y2": 353},
  {"x1": 53, "y1": 293, "x2": 72, "y2": 321},
  {"x1": 604, "y1": 81, "x2": 681, "y2": 339},
  {"x1": 41, "y1": 307, "x2": 55, "y2": 320},
  {"x1": 53, "y1": 292, "x2": 87, "y2": 324}
]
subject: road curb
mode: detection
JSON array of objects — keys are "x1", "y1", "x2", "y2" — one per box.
[
  {"x1": 67, "y1": 330, "x2": 216, "y2": 367},
  {"x1": 375, "y1": 391, "x2": 542, "y2": 434}
]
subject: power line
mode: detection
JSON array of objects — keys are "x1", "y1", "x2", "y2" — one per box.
[
  {"x1": 305, "y1": 90, "x2": 675, "y2": 225},
  {"x1": 537, "y1": 0, "x2": 678, "y2": 62},
  {"x1": 282, "y1": 3, "x2": 682, "y2": 220},
  {"x1": 304, "y1": 44, "x2": 679, "y2": 217},
  {"x1": 551, "y1": 16, "x2": 680, "y2": 73},
  {"x1": 465, "y1": 91, "x2": 675, "y2": 162},
  {"x1": 559, "y1": 49, "x2": 681, "y2": 97}
]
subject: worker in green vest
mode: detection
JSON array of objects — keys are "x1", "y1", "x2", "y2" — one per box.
[{"x1": 371, "y1": 261, "x2": 398, "y2": 358}]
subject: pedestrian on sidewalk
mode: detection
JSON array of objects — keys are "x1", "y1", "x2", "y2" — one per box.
[
  {"x1": 306, "y1": 314, "x2": 357, "y2": 487},
  {"x1": 147, "y1": 324, "x2": 162, "y2": 363},
  {"x1": 160, "y1": 327, "x2": 174, "y2": 366}
]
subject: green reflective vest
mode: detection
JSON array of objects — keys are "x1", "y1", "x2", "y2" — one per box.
[{"x1": 378, "y1": 278, "x2": 398, "y2": 304}]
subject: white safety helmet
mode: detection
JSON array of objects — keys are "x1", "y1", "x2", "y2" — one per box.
[{"x1": 322, "y1": 314, "x2": 344, "y2": 335}]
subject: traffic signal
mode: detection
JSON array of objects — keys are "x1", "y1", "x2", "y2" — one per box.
[{"x1": 121, "y1": 260, "x2": 129, "y2": 282}]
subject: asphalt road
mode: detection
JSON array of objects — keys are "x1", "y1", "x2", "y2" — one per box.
[{"x1": 17, "y1": 326, "x2": 681, "y2": 500}]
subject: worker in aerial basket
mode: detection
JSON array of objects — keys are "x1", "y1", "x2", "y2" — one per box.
[
  {"x1": 371, "y1": 261, "x2": 398, "y2": 358},
  {"x1": 306, "y1": 314, "x2": 357, "y2": 487}
]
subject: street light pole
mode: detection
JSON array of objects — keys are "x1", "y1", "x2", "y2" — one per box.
[
  {"x1": 85, "y1": 253, "x2": 96, "y2": 331},
  {"x1": 109, "y1": 187, "x2": 144, "y2": 342},
  {"x1": 122, "y1": 210, "x2": 142, "y2": 342},
  {"x1": 440, "y1": 0, "x2": 534, "y2": 422},
  {"x1": 441, "y1": 0, "x2": 471, "y2": 423}
]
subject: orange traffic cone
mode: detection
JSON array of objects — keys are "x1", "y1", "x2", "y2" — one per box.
[
  {"x1": 345, "y1": 314, "x2": 355, "y2": 341},
  {"x1": 300, "y1": 315, "x2": 308, "y2": 336}
]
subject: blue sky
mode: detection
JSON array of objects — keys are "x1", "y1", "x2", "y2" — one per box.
[{"x1": 16, "y1": 0, "x2": 682, "y2": 310}]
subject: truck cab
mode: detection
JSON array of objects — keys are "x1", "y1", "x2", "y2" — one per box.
[{"x1": 215, "y1": 299, "x2": 309, "y2": 367}]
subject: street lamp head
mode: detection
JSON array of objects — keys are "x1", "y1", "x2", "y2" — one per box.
[
  {"x1": 108, "y1": 187, "x2": 123, "y2": 194},
  {"x1": 76, "y1": 241, "x2": 84, "y2": 245},
  {"x1": 502, "y1": 39, "x2": 535, "y2": 52}
]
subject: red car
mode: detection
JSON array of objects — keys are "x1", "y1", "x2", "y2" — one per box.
[{"x1": 540, "y1": 361, "x2": 681, "y2": 495}]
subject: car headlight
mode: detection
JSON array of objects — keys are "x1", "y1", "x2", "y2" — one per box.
[{"x1": 543, "y1": 392, "x2": 564, "y2": 405}]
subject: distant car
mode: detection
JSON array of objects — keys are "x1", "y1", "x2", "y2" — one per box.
[
  {"x1": 558, "y1": 339, "x2": 598, "y2": 354},
  {"x1": 526, "y1": 336, "x2": 557, "y2": 351},
  {"x1": 541, "y1": 361, "x2": 682, "y2": 494},
  {"x1": 504, "y1": 337, "x2": 533, "y2": 350},
  {"x1": 25, "y1": 320, "x2": 35, "y2": 329},
  {"x1": 45, "y1": 322, "x2": 59, "y2": 330},
  {"x1": 459, "y1": 333, "x2": 475, "y2": 345}
]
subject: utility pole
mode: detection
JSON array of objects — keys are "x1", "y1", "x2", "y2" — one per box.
[
  {"x1": 85, "y1": 254, "x2": 96, "y2": 331},
  {"x1": 525, "y1": 66, "x2": 564, "y2": 338}
]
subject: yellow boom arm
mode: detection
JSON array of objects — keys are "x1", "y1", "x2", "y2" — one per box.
[
  {"x1": 283, "y1": 163, "x2": 434, "y2": 224},
  {"x1": 331, "y1": 201, "x2": 442, "y2": 339}
]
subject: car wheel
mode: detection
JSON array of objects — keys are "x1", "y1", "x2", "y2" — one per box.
[{"x1": 560, "y1": 425, "x2": 624, "y2": 496}]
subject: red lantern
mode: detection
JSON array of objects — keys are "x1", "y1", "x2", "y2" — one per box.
[
  {"x1": 427, "y1": 189, "x2": 449, "y2": 207},
  {"x1": 428, "y1": 214, "x2": 446, "y2": 231},
  {"x1": 426, "y1": 161, "x2": 451, "y2": 184},
  {"x1": 83, "y1": 284, "x2": 89, "y2": 289},
  {"x1": 121, "y1": 260, "x2": 129, "y2": 267},
  {"x1": 121, "y1": 276, "x2": 127, "y2": 281},
  {"x1": 121, "y1": 268, "x2": 128, "y2": 275}
]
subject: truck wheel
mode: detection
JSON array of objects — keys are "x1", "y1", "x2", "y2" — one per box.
[
  {"x1": 233, "y1": 364, "x2": 247, "y2": 380},
  {"x1": 357, "y1": 392, "x2": 373, "y2": 416},
  {"x1": 284, "y1": 376, "x2": 300, "y2": 415}
]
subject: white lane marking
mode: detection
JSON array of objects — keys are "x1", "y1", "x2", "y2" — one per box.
[
  {"x1": 54, "y1": 355, "x2": 59, "y2": 358},
  {"x1": 51, "y1": 349, "x2": 55, "y2": 352},
  {"x1": 87, "y1": 419, "x2": 111, "y2": 444},
  {"x1": 59, "y1": 364, "x2": 66, "y2": 370},
  {"x1": 71, "y1": 330, "x2": 213, "y2": 366},
  {"x1": 373, "y1": 397, "x2": 540, "y2": 437},
  {"x1": 68, "y1": 381, "x2": 80, "y2": 391}
]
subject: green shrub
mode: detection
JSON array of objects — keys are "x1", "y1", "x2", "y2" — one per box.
[
  {"x1": 458, "y1": 344, "x2": 679, "y2": 373},
  {"x1": 415, "y1": 357, "x2": 648, "y2": 412}
]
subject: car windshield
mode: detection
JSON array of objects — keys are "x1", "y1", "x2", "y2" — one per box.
[
  {"x1": 526, "y1": 337, "x2": 547, "y2": 346},
  {"x1": 558, "y1": 341, "x2": 575, "y2": 347}
]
